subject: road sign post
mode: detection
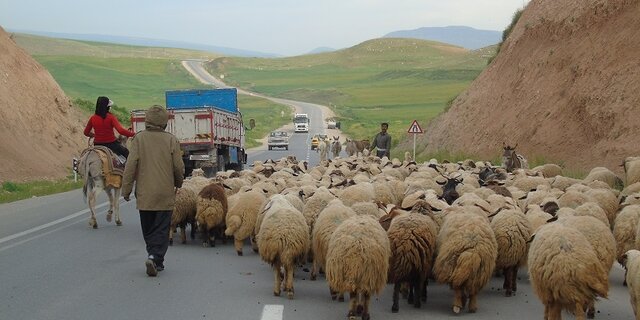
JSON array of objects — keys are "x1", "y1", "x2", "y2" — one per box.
[{"x1": 407, "y1": 120, "x2": 424, "y2": 161}]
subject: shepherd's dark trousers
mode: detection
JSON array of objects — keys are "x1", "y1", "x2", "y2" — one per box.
[{"x1": 139, "y1": 210, "x2": 172, "y2": 266}]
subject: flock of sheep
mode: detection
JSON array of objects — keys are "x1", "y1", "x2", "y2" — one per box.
[{"x1": 168, "y1": 152, "x2": 640, "y2": 320}]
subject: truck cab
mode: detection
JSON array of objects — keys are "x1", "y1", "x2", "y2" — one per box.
[{"x1": 293, "y1": 113, "x2": 309, "y2": 133}]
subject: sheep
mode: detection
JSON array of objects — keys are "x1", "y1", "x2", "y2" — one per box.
[
  {"x1": 433, "y1": 211, "x2": 497, "y2": 314},
  {"x1": 551, "y1": 175, "x2": 582, "y2": 191},
  {"x1": 256, "y1": 194, "x2": 310, "y2": 299},
  {"x1": 583, "y1": 166, "x2": 624, "y2": 190},
  {"x1": 532, "y1": 163, "x2": 563, "y2": 178},
  {"x1": 528, "y1": 223, "x2": 608, "y2": 320},
  {"x1": 301, "y1": 187, "x2": 336, "y2": 232},
  {"x1": 623, "y1": 193, "x2": 640, "y2": 208},
  {"x1": 339, "y1": 182, "x2": 375, "y2": 206},
  {"x1": 511, "y1": 176, "x2": 550, "y2": 193},
  {"x1": 585, "y1": 188, "x2": 619, "y2": 226},
  {"x1": 624, "y1": 157, "x2": 640, "y2": 187},
  {"x1": 224, "y1": 189, "x2": 268, "y2": 256},
  {"x1": 573, "y1": 202, "x2": 610, "y2": 228},
  {"x1": 489, "y1": 208, "x2": 532, "y2": 297},
  {"x1": 195, "y1": 182, "x2": 228, "y2": 247},
  {"x1": 622, "y1": 249, "x2": 640, "y2": 319},
  {"x1": 170, "y1": 187, "x2": 198, "y2": 245},
  {"x1": 387, "y1": 212, "x2": 438, "y2": 312},
  {"x1": 326, "y1": 215, "x2": 390, "y2": 320},
  {"x1": 310, "y1": 199, "x2": 356, "y2": 298},
  {"x1": 525, "y1": 205, "x2": 554, "y2": 233},
  {"x1": 557, "y1": 215, "x2": 616, "y2": 318},
  {"x1": 614, "y1": 205, "x2": 640, "y2": 265},
  {"x1": 351, "y1": 201, "x2": 384, "y2": 218}
]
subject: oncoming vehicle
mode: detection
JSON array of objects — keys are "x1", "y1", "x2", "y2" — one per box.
[
  {"x1": 310, "y1": 134, "x2": 328, "y2": 150},
  {"x1": 268, "y1": 131, "x2": 289, "y2": 151},
  {"x1": 294, "y1": 113, "x2": 309, "y2": 133}
]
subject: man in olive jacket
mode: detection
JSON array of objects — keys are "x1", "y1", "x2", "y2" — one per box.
[{"x1": 122, "y1": 105, "x2": 184, "y2": 277}]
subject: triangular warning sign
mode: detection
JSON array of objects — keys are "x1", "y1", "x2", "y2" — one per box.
[{"x1": 407, "y1": 120, "x2": 423, "y2": 134}]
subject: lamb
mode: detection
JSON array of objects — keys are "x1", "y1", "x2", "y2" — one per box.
[
  {"x1": 310, "y1": 199, "x2": 356, "y2": 297},
  {"x1": 489, "y1": 208, "x2": 532, "y2": 297},
  {"x1": 224, "y1": 189, "x2": 268, "y2": 256},
  {"x1": 528, "y1": 223, "x2": 608, "y2": 320},
  {"x1": 387, "y1": 212, "x2": 438, "y2": 312},
  {"x1": 170, "y1": 187, "x2": 198, "y2": 245},
  {"x1": 325, "y1": 215, "x2": 390, "y2": 320},
  {"x1": 622, "y1": 249, "x2": 640, "y2": 319},
  {"x1": 433, "y1": 211, "x2": 498, "y2": 314},
  {"x1": 532, "y1": 163, "x2": 563, "y2": 178},
  {"x1": 195, "y1": 182, "x2": 229, "y2": 247},
  {"x1": 256, "y1": 194, "x2": 310, "y2": 299}
]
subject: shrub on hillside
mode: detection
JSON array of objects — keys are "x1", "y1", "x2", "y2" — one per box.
[{"x1": 488, "y1": 8, "x2": 524, "y2": 64}]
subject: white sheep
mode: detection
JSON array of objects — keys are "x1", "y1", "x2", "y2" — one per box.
[
  {"x1": 528, "y1": 223, "x2": 608, "y2": 320},
  {"x1": 433, "y1": 211, "x2": 497, "y2": 314},
  {"x1": 256, "y1": 194, "x2": 310, "y2": 299},
  {"x1": 614, "y1": 205, "x2": 640, "y2": 265},
  {"x1": 622, "y1": 249, "x2": 640, "y2": 319},
  {"x1": 326, "y1": 215, "x2": 390, "y2": 320},
  {"x1": 224, "y1": 189, "x2": 268, "y2": 256}
]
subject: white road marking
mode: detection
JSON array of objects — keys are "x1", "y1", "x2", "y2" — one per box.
[
  {"x1": 260, "y1": 305, "x2": 284, "y2": 320},
  {"x1": 0, "y1": 201, "x2": 113, "y2": 246}
]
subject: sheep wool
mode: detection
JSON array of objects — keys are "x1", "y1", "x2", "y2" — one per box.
[
  {"x1": 528, "y1": 223, "x2": 608, "y2": 319},
  {"x1": 257, "y1": 195, "x2": 310, "y2": 299},
  {"x1": 224, "y1": 189, "x2": 268, "y2": 256},
  {"x1": 614, "y1": 205, "x2": 640, "y2": 264},
  {"x1": 311, "y1": 199, "x2": 356, "y2": 282},
  {"x1": 387, "y1": 213, "x2": 438, "y2": 312},
  {"x1": 623, "y1": 249, "x2": 640, "y2": 320},
  {"x1": 170, "y1": 187, "x2": 198, "y2": 245},
  {"x1": 490, "y1": 208, "x2": 532, "y2": 296},
  {"x1": 434, "y1": 211, "x2": 497, "y2": 314},
  {"x1": 195, "y1": 183, "x2": 228, "y2": 247},
  {"x1": 326, "y1": 215, "x2": 390, "y2": 320}
]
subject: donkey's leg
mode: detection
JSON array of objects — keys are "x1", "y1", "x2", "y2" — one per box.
[
  {"x1": 113, "y1": 187, "x2": 122, "y2": 226},
  {"x1": 105, "y1": 187, "x2": 113, "y2": 223},
  {"x1": 88, "y1": 188, "x2": 99, "y2": 229}
]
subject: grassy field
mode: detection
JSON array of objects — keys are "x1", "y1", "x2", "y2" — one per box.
[
  {"x1": 238, "y1": 95, "x2": 292, "y2": 148},
  {"x1": 0, "y1": 177, "x2": 83, "y2": 204},
  {"x1": 206, "y1": 38, "x2": 494, "y2": 149}
]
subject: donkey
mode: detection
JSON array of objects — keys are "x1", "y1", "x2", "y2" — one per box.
[
  {"x1": 78, "y1": 142, "x2": 127, "y2": 229},
  {"x1": 317, "y1": 138, "x2": 330, "y2": 161},
  {"x1": 502, "y1": 143, "x2": 529, "y2": 173},
  {"x1": 330, "y1": 136, "x2": 342, "y2": 158},
  {"x1": 345, "y1": 139, "x2": 369, "y2": 157}
]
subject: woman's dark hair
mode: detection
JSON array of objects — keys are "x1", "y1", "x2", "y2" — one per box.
[{"x1": 95, "y1": 96, "x2": 110, "y2": 119}]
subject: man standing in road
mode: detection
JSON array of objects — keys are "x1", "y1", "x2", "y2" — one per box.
[
  {"x1": 370, "y1": 122, "x2": 392, "y2": 159},
  {"x1": 122, "y1": 105, "x2": 184, "y2": 277}
]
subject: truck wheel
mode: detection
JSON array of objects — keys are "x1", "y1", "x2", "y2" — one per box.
[{"x1": 285, "y1": 146, "x2": 288, "y2": 151}]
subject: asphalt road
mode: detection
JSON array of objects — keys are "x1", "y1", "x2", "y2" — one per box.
[{"x1": 0, "y1": 192, "x2": 635, "y2": 320}]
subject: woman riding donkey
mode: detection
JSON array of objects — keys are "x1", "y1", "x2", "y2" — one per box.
[{"x1": 84, "y1": 96, "x2": 135, "y2": 159}]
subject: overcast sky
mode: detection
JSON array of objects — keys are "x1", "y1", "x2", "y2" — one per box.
[{"x1": 0, "y1": 0, "x2": 528, "y2": 56}]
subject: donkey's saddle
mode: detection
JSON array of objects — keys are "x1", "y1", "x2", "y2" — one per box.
[{"x1": 84, "y1": 146, "x2": 125, "y2": 188}]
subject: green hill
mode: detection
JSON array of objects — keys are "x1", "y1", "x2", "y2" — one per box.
[{"x1": 206, "y1": 38, "x2": 494, "y2": 145}]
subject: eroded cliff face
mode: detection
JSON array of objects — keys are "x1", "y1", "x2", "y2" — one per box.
[
  {"x1": 0, "y1": 26, "x2": 87, "y2": 182},
  {"x1": 418, "y1": 0, "x2": 640, "y2": 171}
]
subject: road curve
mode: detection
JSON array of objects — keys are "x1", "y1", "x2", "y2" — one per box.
[{"x1": 182, "y1": 60, "x2": 345, "y2": 166}]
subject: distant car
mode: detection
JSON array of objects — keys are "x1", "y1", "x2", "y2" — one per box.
[
  {"x1": 327, "y1": 119, "x2": 337, "y2": 129},
  {"x1": 310, "y1": 134, "x2": 328, "y2": 150},
  {"x1": 268, "y1": 131, "x2": 289, "y2": 151}
]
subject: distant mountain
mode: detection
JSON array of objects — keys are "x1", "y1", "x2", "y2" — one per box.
[
  {"x1": 307, "y1": 47, "x2": 336, "y2": 55},
  {"x1": 384, "y1": 26, "x2": 501, "y2": 50},
  {"x1": 6, "y1": 29, "x2": 280, "y2": 58}
]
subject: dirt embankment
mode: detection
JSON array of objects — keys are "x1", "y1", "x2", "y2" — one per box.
[
  {"x1": 416, "y1": 0, "x2": 640, "y2": 172},
  {"x1": 0, "y1": 26, "x2": 87, "y2": 182}
]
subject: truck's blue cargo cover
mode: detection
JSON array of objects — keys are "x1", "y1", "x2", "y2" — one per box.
[{"x1": 166, "y1": 88, "x2": 238, "y2": 113}]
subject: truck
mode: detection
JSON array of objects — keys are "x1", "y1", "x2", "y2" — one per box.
[
  {"x1": 131, "y1": 88, "x2": 246, "y2": 177},
  {"x1": 293, "y1": 113, "x2": 309, "y2": 133}
]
